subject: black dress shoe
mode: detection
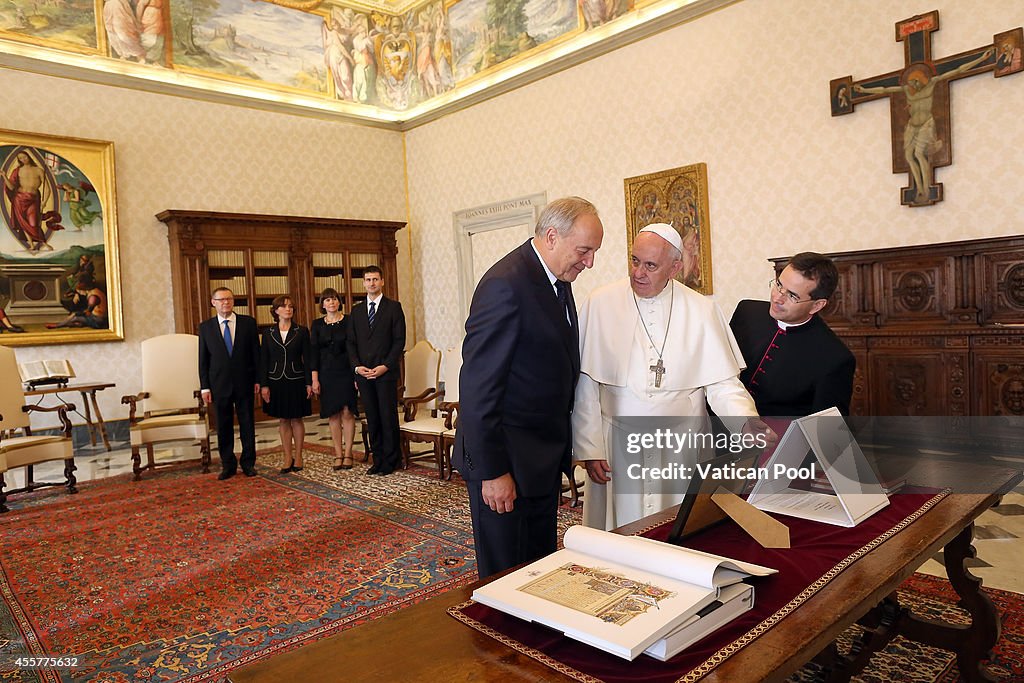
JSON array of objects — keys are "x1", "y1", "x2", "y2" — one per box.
[
  {"x1": 376, "y1": 468, "x2": 394, "y2": 476},
  {"x1": 365, "y1": 466, "x2": 380, "y2": 475},
  {"x1": 242, "y1": 468, "x2": 257, "y2": 477},
  {"x1": 218, "y1": 470, "x2": 236, "y2": 481}
]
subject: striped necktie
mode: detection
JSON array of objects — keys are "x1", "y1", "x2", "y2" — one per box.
[{"x1": 367, "y1": 300, "x2": 376, "y2": 328}]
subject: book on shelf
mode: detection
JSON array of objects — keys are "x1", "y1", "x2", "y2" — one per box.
[
  {"x1": 643, "y1": 581, "x2": 755, "y2": 661},
  {"x1": 19, "y1": 359, "x2": 76, "y2": 387},
  {"x1": 470, "y1": 525, "x2": 776, "y2": 661}
]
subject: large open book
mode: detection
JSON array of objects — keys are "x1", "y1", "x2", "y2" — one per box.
[
  {"x1": 471, "y1": 525, "x2": 776, "y2": 660},
  {"x1": 18, "y1": 359, "x2": 76, "y2": 387}
]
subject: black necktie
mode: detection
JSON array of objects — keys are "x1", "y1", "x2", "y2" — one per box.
[{"x1": 555, "y1": 281, "x2": 571, "y2": 326}]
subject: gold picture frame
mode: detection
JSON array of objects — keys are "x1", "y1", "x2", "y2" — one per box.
[
  {"x1": 624, "y1": 162, "x2": 713, "y2": 294},
  {"x1": 0, "y1": 128, "x2": 122, "y2": 346}
]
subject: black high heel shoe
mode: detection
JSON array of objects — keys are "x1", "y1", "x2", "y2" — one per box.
[
  {"x1": 280, "y1": 461, "x2": 295, "y2": 474},
  {"x1": 333, "y1": 457, "x2": 353, "y2": 471}
]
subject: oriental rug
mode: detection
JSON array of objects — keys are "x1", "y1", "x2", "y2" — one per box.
[
  {"x1": 0, "y1": 441, "x2": 587, "y2": 683},
  {"x1": 789, "y1": 572, "x2": 1024, "y2": 682}
]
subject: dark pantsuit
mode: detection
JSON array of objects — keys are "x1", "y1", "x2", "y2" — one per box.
[
  {"x1": 213, "y1": 390, "x2": 256, "y2": 472},
  {"x1": 466, "y1": 480, "x2": 559, "y2": 580},
  {"x1": 356, "y1": 375, "x2": 400, "y2": 472}
]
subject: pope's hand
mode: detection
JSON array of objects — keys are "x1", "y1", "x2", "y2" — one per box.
[{"x1": 583, "y1": 459, "x2": 612, "y2": 484}]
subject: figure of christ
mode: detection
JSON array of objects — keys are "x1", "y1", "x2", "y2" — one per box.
[
  {"x1": 2, "y1": 152, "x2": 55, "y2": 252},
  {"x1": 855, "y1": 49, "x2": 992, "y2": 204}
]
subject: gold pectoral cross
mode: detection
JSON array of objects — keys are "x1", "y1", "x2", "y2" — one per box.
[{"x1": 650, "y1": 358, "x2": 666, "y2": 388}]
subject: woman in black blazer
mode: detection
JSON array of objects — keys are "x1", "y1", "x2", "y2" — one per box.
[{"x1": 259, "y1": 295, "x2": 312, "y2": 473}]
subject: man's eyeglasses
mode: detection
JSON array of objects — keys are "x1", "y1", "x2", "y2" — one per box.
[
  {"x1": 212, "y1": 297, "x2": 234, "y2": 302},
  {"x1": 769, "y1": 278, "x2": 817, "y2": 304}
]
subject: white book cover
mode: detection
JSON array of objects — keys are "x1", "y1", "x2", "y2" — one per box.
[
  {"x1": 471, "y1": 526, "x2": 776, "y2": 661},
  {"x1": 643, "y1": 582, "x2": 755, "y2": 661}
]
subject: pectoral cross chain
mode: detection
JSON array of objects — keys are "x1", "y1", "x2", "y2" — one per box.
[{"x1": 650, "y1": 358, "x2": 666, "y2": 388}]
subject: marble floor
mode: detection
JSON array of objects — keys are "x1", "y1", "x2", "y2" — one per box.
[{"x1": 6, "y1": 418, "x2": 1024, "y2": 593}]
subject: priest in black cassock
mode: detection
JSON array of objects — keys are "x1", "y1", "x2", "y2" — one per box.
[{"x1": 730, "y1": 252, "x2": 855, "y2": 417}]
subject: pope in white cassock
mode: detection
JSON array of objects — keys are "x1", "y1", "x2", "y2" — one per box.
[{"x1": 573, "y1": 224, "x2": 765, "y2": 530}]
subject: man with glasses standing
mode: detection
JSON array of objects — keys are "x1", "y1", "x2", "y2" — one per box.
[
  {"x1": 199, "y1": 287, "x2": 261, "y2": 479},
  {"x1": 730, "y1": 252, "x2": 855, "y2": 417}
]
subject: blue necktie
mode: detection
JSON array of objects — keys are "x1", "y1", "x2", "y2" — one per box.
[
  {"x1": 367, "y1": 300, "x2": 376, "y2": 328},
  {"x1": 222, "y1": 319, "x2": 233, "y2": 356}
]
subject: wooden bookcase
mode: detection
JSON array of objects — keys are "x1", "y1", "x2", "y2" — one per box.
[{"x1": 158, "y1": 210, "x2": 404, "y2": 335}]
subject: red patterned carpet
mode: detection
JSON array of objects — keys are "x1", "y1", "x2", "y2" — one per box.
[
  {"x1": 0, "y1": 453, "x2": 480, "y2": 682},
  {"x1": 1, "y1": 447, "x2": 1020, "y2": 682}
]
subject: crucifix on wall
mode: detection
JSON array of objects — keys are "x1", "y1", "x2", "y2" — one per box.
[{"x1": 831, "y1": 10, "x2": 1022, "y2": 207}]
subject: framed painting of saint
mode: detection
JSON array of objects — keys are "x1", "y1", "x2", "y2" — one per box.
[
  {"x1": 624, "y1": 162, "x2": 713, "y2": 294},
  {"x1": 0, "y1": 129, "x2": 122, "y2": 346}
]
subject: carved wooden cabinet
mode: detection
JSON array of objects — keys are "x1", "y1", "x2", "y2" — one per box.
[
  {"x1": 158, "y1": 210, "x2": 404, "y2": 335},
  {"x1": 771, "y1": 236, "x2": 1024, "y2": 423}
]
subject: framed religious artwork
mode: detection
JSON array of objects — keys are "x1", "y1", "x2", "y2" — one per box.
[
  {"x1": 0, "y1": 128, "x2": 123, "y2": 346},
  {"x1": 624, "y1": 162, "x2": 713, "y2": 294}
]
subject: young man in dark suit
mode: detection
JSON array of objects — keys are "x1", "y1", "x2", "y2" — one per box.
[
  {"x1": 198, "y1": 287, "x2": 261, "y2": 479},
  {"x1": 453, "y1": 196, "x2": 604, "y2": 579},
  {"x1": 347, "y1": 265, "x2": 406, "y2": 476},
  {"x1": 730, "y1": 252, "x2": 855, "y2": 417}
]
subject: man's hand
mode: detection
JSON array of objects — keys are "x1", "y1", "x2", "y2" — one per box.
[
  {"x1": 743, "y1": 417, "x2": 779, "y2": 448},
  {"x1": 355, "y1": 365, "x2": 374, "y2": 379},
  {"x1": 311, "y1": 379, "x2": 321, "y2": 395},
  {"x1": 371, "y1": 364, "x2": 388, "y2": 378},
  {"x1": 482, "y1": 473, "x2": 517, "y2": 514},
  {"x1": 583, "y1": 459, "x2": 612, "y2": 484},
  {"x1": 260, "y1": 386, "x2": 270, "y2": 402},
  {"x1": 201, "y1": 390, "x2": 212, "y2": 405}
]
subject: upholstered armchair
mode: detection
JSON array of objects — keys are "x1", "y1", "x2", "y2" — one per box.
[
  {"x1": 0, "y1": 345, "x2": 76, "y2": 513},
  {"x1": 121, "y1": 334, "x2": 210, "y2": 480},
  {"x1": 400, "y1": 345, "x2": 462, "y2": 478},
  {"x1": 437, "y1": 347, "x2": 461, "y2": 480}
]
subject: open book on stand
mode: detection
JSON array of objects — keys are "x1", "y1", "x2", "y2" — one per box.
[
  {"x1": 471, "y1": 525, "x2": 776, "y2": 660},
  {"x1": 18, "y1": 359, "x2": 76, "y2": 388}
]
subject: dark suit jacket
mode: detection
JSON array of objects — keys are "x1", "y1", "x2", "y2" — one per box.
[
  {"x1": 453, "y1": 240, "x2": 580, "y2": 497},
  {"x1": 730, "y1": 299, "x2": 855, "y2": 416},
  {"x1": 198, "y1": 314, "x2": 260, "y2": 400},
  {"x1": 346, "y1": 296, "x2": 406, "y2": 376},
  {"x1": 259, "y1": 325, "x2": 312, "y2": 385}
]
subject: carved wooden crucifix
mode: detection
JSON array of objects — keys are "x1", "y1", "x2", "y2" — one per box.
[{"x1": 831, "y1": 10, "x2": 1022, "y2": 207}]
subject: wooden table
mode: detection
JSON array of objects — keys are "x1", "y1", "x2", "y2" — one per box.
[
  {"x1": 228, "y1": 465, "x2": 1021, "y2": 683},
  {"x1": 24, "y1": 382, "x2": 116, "y2": 451}
]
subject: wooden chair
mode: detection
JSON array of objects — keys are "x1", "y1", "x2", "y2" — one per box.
[
  {"x1": 400, "y1": 346, "x2": 462, "y2": 478},
  {"x1": 395, "y1": 341, "x2": 443, "y2": 471},
  {"x1": 0, "y1": 345, "x2": 76, "y2": 512},
  {"x1": 121, "y1": 334, "x2": 211, "y2": 480},
  {"x1": 437, "y1": 347, "x2": 461, "y2": 480}
]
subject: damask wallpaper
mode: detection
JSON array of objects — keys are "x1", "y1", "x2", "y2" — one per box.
[
  {"x1": 0, "y1": 67, "x2": 407, "y2": 424},
  {"x1": 405, "y1": 0, "x2": 1024, "y2": 352}
]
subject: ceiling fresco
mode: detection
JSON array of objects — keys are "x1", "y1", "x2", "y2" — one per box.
[{"x1": 0, "y1": 0, "x2": 731, "y2": 128}]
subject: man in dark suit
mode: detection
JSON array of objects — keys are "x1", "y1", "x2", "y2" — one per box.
[
  {"x1": 730, "y1": 252, "x2": 855, "y2": 417},
  {"x1": 347, "y1": 265, "x2": 406, "y2": 476},
  {"x1": 453, "y1": 196, "x2": 604, "y2": 579},
  {"x1": 199, "y1": 287, "x2": 261, "y2": 479}
]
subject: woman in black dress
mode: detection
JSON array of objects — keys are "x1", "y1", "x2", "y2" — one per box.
[
  {"x1": 310, "y1": 288, "x2": 360, "y2": 470},
  {"x1": 259, "y1": 295, "x2": 312, "y2": 473}
]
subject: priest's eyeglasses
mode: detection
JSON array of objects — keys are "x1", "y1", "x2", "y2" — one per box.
[{"x1": 769, "y1": 278, "x2": 817, "y2": 304}]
